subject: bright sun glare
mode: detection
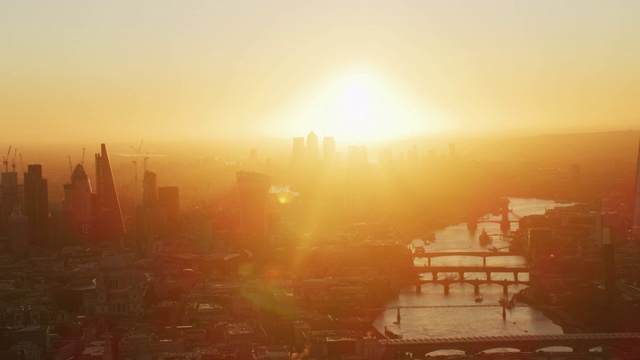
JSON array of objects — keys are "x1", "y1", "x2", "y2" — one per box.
[{"x1": 270, "y1": 67, "x2": 451, "y2": 143}]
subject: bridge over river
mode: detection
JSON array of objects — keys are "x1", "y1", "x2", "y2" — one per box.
[
  {"x1": 372, "y1": 333, "x2": 640, "y2": 359},
  {"x1": 413, "y1": 251, "x2": 527, "y2": 266},
  {"x1": 410, "y1": 265, "x2": 530, "y2": 294}
]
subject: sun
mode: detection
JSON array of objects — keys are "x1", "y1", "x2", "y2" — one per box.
[{"x1": 269, "y1": 67, "x2": 451, "y2": 144}]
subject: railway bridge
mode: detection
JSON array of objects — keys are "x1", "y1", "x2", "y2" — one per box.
[{"x1": 370, "y1": 333, "x2": 640, "y2": 359}]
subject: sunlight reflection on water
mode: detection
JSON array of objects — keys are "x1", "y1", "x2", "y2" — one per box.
[{"x1": 374, "y1": 198, "x2": 575, "y2": 344}]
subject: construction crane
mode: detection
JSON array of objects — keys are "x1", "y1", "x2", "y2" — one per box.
[
  {"x1": 81, "y1": 147, "x2": 85, "y2": 166},
  {"x1": 11, "y1": 148, "x2": 17, "y2": 172},
  {"x1": 68, "y1": 156, "x2": 73, "y2": 176},
  {"x1": 2, "y1": 145, "x2": 11, "y2": 173},
  {"x1": 19, "y1": 153, "x2": 25, "y2": 174}
]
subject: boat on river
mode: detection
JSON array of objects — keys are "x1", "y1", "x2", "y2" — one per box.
[
  {"x1": 479, "y1": 228, "x2": 492, "y2": 245},
  {"x1": 474, "y1": 295, "x2": 483, "y2": 303}
]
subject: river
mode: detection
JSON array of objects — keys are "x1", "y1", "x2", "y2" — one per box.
[{"x1": 373, "y1": 198, "x2": 575, "y2": 352}]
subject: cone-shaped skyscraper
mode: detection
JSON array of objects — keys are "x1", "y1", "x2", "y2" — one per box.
[
  {"x1": 95, "y1": 144, "x2": 126, "y2": 241},
  {"x1": 63, "y1": 163, "x2": 93, "y2": 241}
]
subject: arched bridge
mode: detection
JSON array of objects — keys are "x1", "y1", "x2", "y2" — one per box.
[
  {"x1": 411, "y1": 265, "x2": 530, "y2": 294},
  {"x1": 413, "y1": 251, "x2": 526, "y2": 266},
  {"x1": 377, "y1": 333, "x2": 640, "y2": 358}
]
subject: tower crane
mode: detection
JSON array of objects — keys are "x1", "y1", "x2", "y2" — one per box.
[
  {"x1": 2, "y1": 145, "x2": 11, "y2": 173},
  {"x1": 11, "y1": 148, "x2": 17, "y2": 172},
  {"x1": 19, "y1": 153, "x2": 25, "y2": 174},
  {"x1": 68, "y1": 156, "x2": 73, "y2": 176},
  {"x1": 143, "y1": 153, "x2": 149, "y2": 173}
]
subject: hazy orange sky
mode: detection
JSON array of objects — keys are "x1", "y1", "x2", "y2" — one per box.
[{"x1": 2, "y1": 1, "x2": 639, "y2": 145}]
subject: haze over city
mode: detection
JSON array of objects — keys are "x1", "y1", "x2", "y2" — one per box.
[
  {"x1": 2, "y1": 0, "x2": 640, "y2": 145},
  {"x1": 2, "y1": 2, "x2": 640, "y2": 360}
]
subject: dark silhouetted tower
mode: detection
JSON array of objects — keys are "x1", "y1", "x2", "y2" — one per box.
[
  {"x1": 1, "y1": 171, "x2": 21, "y2": 236},
  {"x1": 24, "y1": 164, "x2": 49, "y2": 247},
  {"x1": 633, "y1": 139, "x2": 640, "y2": 239},
  {"x1": 236, "y1": 171, "x2": 271, "y2": 238},
  {"x1": 63, "y1": 164, "x2": 93, "y2": 241},
  {"x1": 142, "y1": 171, "x2": 157, "y2": 209},
  {"x1": 95, "y1": 144, "x2": 126, "y2": 240},
  {"x1": 136, "y1": 170, "x2": 159, "y2": 242}
]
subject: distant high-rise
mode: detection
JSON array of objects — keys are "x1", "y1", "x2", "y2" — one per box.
[
  {"x1": 323, "y1": 136, "x2": 336, "y2": 162},
  {"x1": 95, "y1": 144, "x2": 126, "y2": 240},
  {"x1": 24, "y1": 164, "x2": 49, "y2": 247},
  {"x1": 236, "y1": 171, "x2": 271, "y2": 238},
  {"x1": 63, "y1": 164, "x2": 93, "y2": 241},
  {"x1": 306, "y1": 131, "x2": 319, "y2": 160},
  {"x1": 142, "y1": 171, "x2": 157, "y2": 209},
  {"x1": 0, "y1": 171, "x2": 20, "y2": 236},
  {"x1": 633, "y1": 140, "x2": 640, "y2": 238}
]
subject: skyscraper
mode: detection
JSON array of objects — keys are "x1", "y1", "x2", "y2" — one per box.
[
  {"x1": 24, "y1": 164, "x2": 49, "y2": 247},
  {"x1": 136, "y1": 170, "x2": 159, "y2": 242},
  {"x1": 633, "y1": 139, "x2": 640, "y2": 239},
  {"x1": 95, "y1": 144, "x2": 126, "y2": 241},
  {"x1": 236, "y1": 171, "x2": 271, "y2": 238},
  {"x1": 63, "y1": 164, "x2": 93, "y2": 241},
  {"x1": 142, "y1": 171, "x2": 157, "y2": 210},
  {"x1": 0, "y1": 171, "x2": 20, "y2": 236}
]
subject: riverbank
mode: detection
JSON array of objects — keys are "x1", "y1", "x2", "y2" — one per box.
[{"x1": 514, "y1": 288, "x2": 590, "y2": 334}]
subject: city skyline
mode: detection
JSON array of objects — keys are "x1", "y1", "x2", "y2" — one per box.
[
  {"x1": 2, "y1": 1, "x2": 640, "y2": 145},
  {"x1": 3, "y1": 2, "x2": 640, "y2": 358}
]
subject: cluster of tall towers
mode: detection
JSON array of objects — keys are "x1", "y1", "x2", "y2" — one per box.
[
  {"x1": 135, "y1": 169, "x2": 180, "y2": 242},
  {"x1": 1, "y1": 142, "x2": 182, "y2": 252},
  {"x1": 62, "y1": 144, "x2": 126, "y2": 243},
  {"x1": 292, "y1": 131, "x2": 336, "y2": 164},
  {"x1": 0, "y1": 161, "x2": 49, "y2": 255}
]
